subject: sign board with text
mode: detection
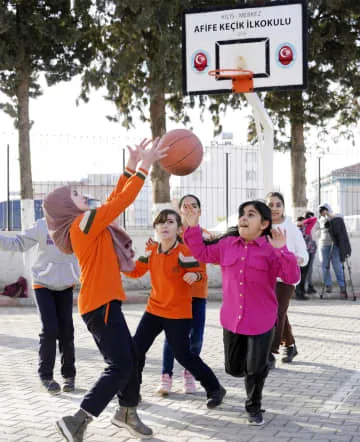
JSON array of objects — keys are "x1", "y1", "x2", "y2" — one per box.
[{"x1": 182, "y1": 0, "x2": 308, "y2": 95}]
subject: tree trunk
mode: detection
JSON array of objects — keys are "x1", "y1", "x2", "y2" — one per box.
[
  {"x1": 16, "y1": 66, "x2": 33, "y2": 201},
  {"x1": 149, "y1": 89, "x2": 171, "y2": 204},
  {"x1": 290, "y1": 92, "x2": 307, "y2": 218}
]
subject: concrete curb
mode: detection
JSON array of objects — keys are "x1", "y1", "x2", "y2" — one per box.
[{"x1": 1, "y1": 286, "x2": 358, "y2": 307}]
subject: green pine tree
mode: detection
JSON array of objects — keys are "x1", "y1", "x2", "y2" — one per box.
[{"x1": 0, "y1": 0, "x2": 103, "y2": 202}]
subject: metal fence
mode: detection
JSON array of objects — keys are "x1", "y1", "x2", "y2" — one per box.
[{"x1": 1, "y1": 132, "x2": 359, "y2": 231}]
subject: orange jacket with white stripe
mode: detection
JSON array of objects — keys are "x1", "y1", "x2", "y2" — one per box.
[
  {"x1": 70, "y1": 168, "x2": 147, "y2": 315},
  {"x1": 124, "y1": 241, "x2": 204, "y2": 319}
]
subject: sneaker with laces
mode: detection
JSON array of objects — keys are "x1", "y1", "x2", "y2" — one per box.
[
  {"x1": 56, "y1": 409, "x2": 92, "y2": 442},
  {"x1": 63, "y1": 377, "x2": 75, "y2": 393},
  {"x1": 281, "y1": 344, "x2": 298, "y2": 363},
  {"x1": 183, "y1": 370, "x2": 197, "y2": 394},
  {"x1": 156, "y1": 373, "x2": 172, "y2": 396},
  {"x1": 111, "y1": 406, "x2": 153, "y2": 439},
  {"x1": 42, "y1": 379, "x2": 61, "y2": 394},
  {"x1": 247, "y1": 411, "x2": 264, "y2": 426},
  {"x1": 206, "y1": 385, "x2": 226, "y2": 409}
]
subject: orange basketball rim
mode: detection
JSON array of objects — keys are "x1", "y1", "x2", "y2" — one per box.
[{"x1": 208, "y1": 68, "x2": 254, "y2": 93}]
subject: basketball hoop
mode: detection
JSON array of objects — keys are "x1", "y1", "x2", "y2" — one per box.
[{"x1": 208, "y1": 68, "x2": 254, "y2": 93}]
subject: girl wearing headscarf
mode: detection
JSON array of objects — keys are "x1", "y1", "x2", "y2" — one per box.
[{"x1": 43, "y1": 138, "x2": 167, "y2": 441}]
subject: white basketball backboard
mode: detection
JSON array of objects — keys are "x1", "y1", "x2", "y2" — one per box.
[{"x1": 182, "y1": 0, "x2": 308, "y2": 95}]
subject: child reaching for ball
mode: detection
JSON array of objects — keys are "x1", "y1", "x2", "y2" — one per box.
[
  {"x1": 183, "y1": 200, "x2": 300, "y2": 426},
  {"x1": 123, "y1": 209, "x2": 226, "y2": 409},
  {"x1": 43, "y1": 138, "x2": 167, "y2": 441}
]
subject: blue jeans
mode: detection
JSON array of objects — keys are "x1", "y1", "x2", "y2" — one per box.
[
  {"x1": 133, "y1": 311, "x2": 220, "y2": 395},
  {"x1": 80, "y1": 300, "x2": 140, "y2": 417},
  {"x1": 319, "y1": 244, "x2": 345, "y2": 288},
  {"x1": 34, "y1": 287, "x2": 75, "y2": 381},
  {"x1": 162, "y1": 297, "x2": 206, "y2": 376}
]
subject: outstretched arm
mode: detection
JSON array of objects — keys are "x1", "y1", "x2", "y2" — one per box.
[{"x1": 0, "y1": 222, "x2": 39, "y2": 252}]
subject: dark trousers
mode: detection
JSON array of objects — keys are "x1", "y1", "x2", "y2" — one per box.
[
  {"x1": 223, "y1": 328, "x2": 274, "y2": 413},
  {"x1": 296, "y1": 263, "x2": 310, "y2": 296},
  {"x1": 133, "y1": 311, "x2": 220, "y2": 395},
  {"x1": 162, "y1": 297, "x2": 206, "y2": 376},
  {"x1": 80, "y1": 300, "x2": 140, "y2": 417},
  {"x1": 306, "y1": 252, "x2": 316, "y2": 289},
  {"x1": 34, "y1": 287, "x2": 75, "y2": 381},
  {"x1": 272, "y1": 282, "x2": 295, "y2": 353}
]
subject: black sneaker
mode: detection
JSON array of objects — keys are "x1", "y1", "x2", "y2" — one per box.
[
  {"x1": 206, "y1": 385, "x2": 226, "y2": 409},
  {"x1": 63, "y1": 377, "x2": 75, "y2": 392},
  {"x1": 326, "y1": 285, "x2": 332, "y2": 293},
  {"x1": 247, "y1": 411, "x2": 264, "y2": 426},
  {"x1": 42, "y1": 379, "x2": 61, "y2": 394},
  {"x1": 307, "y1": 285, "x2": 317, "y2": 294},
  {"x1": 281, "y1": 344, "x2": 298, "y2": 363},
  {"x1": 295, "y1": 293, "x2": 309, "y2": 300},
  {"x1": 268, "y1": 353, "x2": 276, "y2": 370}
]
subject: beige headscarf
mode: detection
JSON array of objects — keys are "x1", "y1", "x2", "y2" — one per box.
[{"x1": 43, "y1": 186, "x2": 135, "y2": 271}]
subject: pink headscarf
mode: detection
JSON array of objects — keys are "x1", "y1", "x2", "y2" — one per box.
[{"x1": 43, "y1": 186, "x2": 135, "y2": 271}]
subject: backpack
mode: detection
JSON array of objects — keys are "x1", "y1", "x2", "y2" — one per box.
[{"x1": 1, "y1": 277, "x2": 28, "y2": 298}]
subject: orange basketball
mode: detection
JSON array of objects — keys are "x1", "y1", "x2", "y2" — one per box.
[{"x1": 158, "y1": 129, "x2": 203, "y2": 176}]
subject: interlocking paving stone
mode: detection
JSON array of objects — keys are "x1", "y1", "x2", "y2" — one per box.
[{"x1": 0, "y1": 295, "x2": 359, "y2": 441}]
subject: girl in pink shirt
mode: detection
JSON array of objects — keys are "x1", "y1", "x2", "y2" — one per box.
[{"x1": 183, "y1": 200, "x2": 300, "y2": 426}]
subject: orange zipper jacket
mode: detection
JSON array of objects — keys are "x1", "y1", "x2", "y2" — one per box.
[
  {"x1": 70, "y1": 168, "x2": 147, "y2": 315},
  {"x1": 124, "y1": 241, "x2": 204, "y2": 319}
]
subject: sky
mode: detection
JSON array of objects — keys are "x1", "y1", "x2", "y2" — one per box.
[
  {"x1": 0, "y1": 75, "x2": 253, "y2": 198},
  {"x1": 0, "y1": 75, "x2": 359, "y2": 209}
]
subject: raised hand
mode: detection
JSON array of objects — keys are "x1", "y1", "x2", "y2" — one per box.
[
  {"x1": 139, "y1": 137, "x2": 168, "y2": 171},
  {"x1": 181, "y1": 203, "x2": 200, "y2": 227},
  {"x1": 267, "y1": 227, "x2": 287, "y2": 249},
  {"x1": 126, "y1": 138, "x2": 151, "y2": 170}
]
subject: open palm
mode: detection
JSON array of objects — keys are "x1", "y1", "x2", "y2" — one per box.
[
  {"x1": 268, "y1": 227, "x2": 286, "y2": 249},
  {"x1": 181, "y1": 204, "x2": 200, "y2": 227}
]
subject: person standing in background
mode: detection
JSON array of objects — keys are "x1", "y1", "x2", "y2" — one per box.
[
  {"x1": 295, "y1": 212, "x2": 317, "y2": 300},
  {"x1": 0, "y1": 218, "x2": 79, "y2": 394},
  {"x1": 266, "y1": 192, "x2": 308, "y2": 368},
  {"x1": 303, "y1": 211, "x2": 318, "y2": 294},
  {"x1": 318, "y1": 204, "x2": 351, "y2": 298}
]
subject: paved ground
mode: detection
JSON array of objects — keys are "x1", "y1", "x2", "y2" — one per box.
[{"x1": 1, "y1": 292, "x2": 360, "y2": 442}]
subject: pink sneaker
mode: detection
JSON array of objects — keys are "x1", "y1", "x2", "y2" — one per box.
[
  {"x1": 156, "y1": 374, "x2": 172, "y2": 396},
  {"x1": 183, "y1": 370, "x2": 197, "y2": 394}
]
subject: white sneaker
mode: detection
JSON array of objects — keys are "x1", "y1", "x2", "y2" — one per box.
[
  {"x1": 183, "y1": 370, "x2": 197, "y2": 394},
  {"x1": 156, "y1": 374, "x2": 172, "y2": 396}
]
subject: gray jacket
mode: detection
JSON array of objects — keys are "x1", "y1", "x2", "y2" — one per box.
[{"x1": 0, "y1": 218, "x2": 80, "y2": 291}]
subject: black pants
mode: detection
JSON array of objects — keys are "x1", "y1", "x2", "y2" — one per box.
[
  {"x1": 133, "y1": 312, "x2": 220, "y2": 395},
  {"x1": 81, "y1": 300, "x2": 140, "y2": 417},
  {"x1": 296, "y1": 262, "x2": 310, "y2": 296},
  {"x1": 35, "y1": 287, "x2": 75, "y2": 380},
  {"x1": 223, "y1": 327, "x2": 274, "y2": 413}
]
